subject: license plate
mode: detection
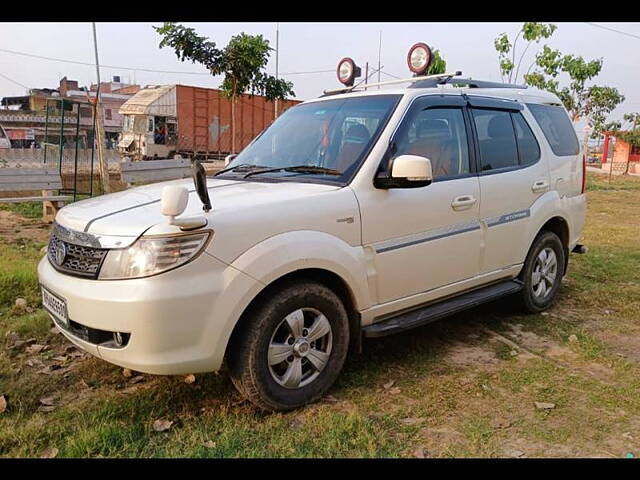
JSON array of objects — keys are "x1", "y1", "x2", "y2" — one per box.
[{"x1": 41, "y1": 286, "x2": 69, "y2": 328}]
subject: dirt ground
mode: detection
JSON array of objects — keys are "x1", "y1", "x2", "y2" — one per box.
[{"x1": 0, "y1": 209, "x2": 51, "y2": 244}]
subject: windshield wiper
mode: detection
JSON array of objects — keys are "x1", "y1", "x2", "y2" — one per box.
[
  {"x1": 285, "y1": 165, "x2": 341, "y2": 175},
  {"x1": 243, "y1": 165, "x2": 342, "y2": 178},
  {"x1": 214, "y1": 163, "x2": 270, "y2": 176}
]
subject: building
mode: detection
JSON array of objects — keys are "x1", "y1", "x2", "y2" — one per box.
[
  {"x1": 60, "y1": 76, "x2": 141, "y2": 148},
  {"x1": 0, "y1": 76, "x2": 140, "y2": 149},
  {"x1": 601, "y1": 130, "x2": 640, "y2": 174}
]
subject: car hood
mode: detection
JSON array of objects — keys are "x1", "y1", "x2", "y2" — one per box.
[{"x1": 55, "y1": 177, "x2": 341, "y2": 240}]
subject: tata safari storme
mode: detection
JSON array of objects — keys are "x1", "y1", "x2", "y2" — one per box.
[{"x1": 38, "y1": 44, "x2": 587, "y2": 411}]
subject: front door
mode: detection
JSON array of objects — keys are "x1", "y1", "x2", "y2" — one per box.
[{"x1": 358, "y1": 96, "x2": 482, "y2": 304}]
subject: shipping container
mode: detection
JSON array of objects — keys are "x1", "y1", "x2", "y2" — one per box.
[{"x1": 118, "y1": 84, "x2": 300, "y2": 160}]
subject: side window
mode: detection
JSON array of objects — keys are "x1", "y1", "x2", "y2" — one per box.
[
  {"x1": 526, "y1": 103, "x2": 579, "y2": 156},
  {"x1": 393, "y1": 107, "x2": 470, "y2": 179},
  {"x1": 472, "y1": 108, "x2": 518, "y2": 171},
  {"x1": 512, "y1": 112, "x2": 540, "y2": 166}
]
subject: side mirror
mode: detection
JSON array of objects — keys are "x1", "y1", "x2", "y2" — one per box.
[
  {"x1": 161, "y1": 185, "x2": 188, "y2": 218},
  {"x1": 375, "y1": 154, "x2": 433, "y2": 189},
  {"x1": 160, "y1": 184, "x2": 208, "y2": 231},
  {"x1": 225, "y1": 154, "x2": 237, "y2": 166}
]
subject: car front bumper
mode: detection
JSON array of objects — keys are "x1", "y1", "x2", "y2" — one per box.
[{"x1": 37, "y1": 251, "x2": 262, "y2": 375}]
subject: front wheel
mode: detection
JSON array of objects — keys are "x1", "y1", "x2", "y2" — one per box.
[
  {"x1": 517, "y1": 231, "x2": 565, "y2": 313},
  {"x1": 227, "y1": 280, "x2": 350, "y2": 411}
]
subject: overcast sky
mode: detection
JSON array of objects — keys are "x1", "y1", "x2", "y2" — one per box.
[{"x1": 1, "y1": 22, "x2": 639, "y2": 130}]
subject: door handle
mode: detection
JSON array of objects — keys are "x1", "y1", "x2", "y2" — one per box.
[
  {"x1": 531, "y1": 179, "x2": 549, "y2": 193},
  {"x1": 451, "y1": 195, "x2": 477, "y2": 211}
]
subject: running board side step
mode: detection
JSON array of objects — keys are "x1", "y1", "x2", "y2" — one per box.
[{"x1": 362, "y1": 280, "x2": 523, "y2": 338}]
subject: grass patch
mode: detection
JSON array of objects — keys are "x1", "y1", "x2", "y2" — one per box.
[
  {"x1": 586, "y1": 171, "x2": 640, "y2": 191},
  {"x1": 0, "y1": 202, "x2": 43, "y2": 219},
  {"x1": 2, "y1": 172, "x2": 640, "y2": 457},
  {"x1": 0, "y1": 239, "x2": 45, "y2": 308}
]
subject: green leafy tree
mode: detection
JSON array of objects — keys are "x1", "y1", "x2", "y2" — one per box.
[
  {"x1": 523, "y1": 46, "x2": 625, "y2": 137},
  {"x1": 494, "y1": 22, "x2": 557, "y2": 83},
  {"x1": 426, "y1": 49, "x2": 446, "y2": 75},
  {"x1": 154, "y1": 23, "x2": 294, "y2": 153},
  {"x1": 617, "y1": 113, "x2": 640, "y2": 149},
  {"x1": 604, "y1": 120, "x2": 622, "y2": 132},
  {"x1": 623, "y1": 112, "x2": 640, "y2": 130}
]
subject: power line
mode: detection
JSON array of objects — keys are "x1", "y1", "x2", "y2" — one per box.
[
  {"x1": 585, "y1": 23, "x2": 640, "y2": 41},
  {"x1": 379, "y1": 70, "x2": 403, "y2": 80},
  {"x1": 0, "y1": 47, "x2": 208, "y2": 75},
  {"x1": 0, "y1": 47, "x2": 335, "y2": 78},
  {"x1": 0, "y1": 71, "x2": 29, "y2": 90},
  {"x1": 278, "y1": 69, "x2": 334, "y2": 76}
]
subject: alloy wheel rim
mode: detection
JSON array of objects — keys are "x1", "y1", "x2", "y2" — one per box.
[
  {"x1": 531, "y1": 247, "x2": 558, "y2": 300},
  {"x1": 268, "y1": 307, "x2": 333, "y2": 389}
]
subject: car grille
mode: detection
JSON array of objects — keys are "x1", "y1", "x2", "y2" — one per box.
[{"x1": 48, "y1": 230, "x2": 109, "y2": 279}]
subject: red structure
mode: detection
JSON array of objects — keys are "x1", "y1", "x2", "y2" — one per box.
[{"x1": 601, "y1": 130, "x2": 640, "y2": 173}]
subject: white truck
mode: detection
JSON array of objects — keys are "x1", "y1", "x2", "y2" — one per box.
[{"x1": 38, "y1": 46, "x2": 587, "y2": 411}]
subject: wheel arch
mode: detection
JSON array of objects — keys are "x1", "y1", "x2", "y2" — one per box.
[
  {"x1": 525, "y1": 215, "x2": 571, "y2": 275},
  {"x1": 225, "y1": 267, "x2": 362, "y2": 365}
]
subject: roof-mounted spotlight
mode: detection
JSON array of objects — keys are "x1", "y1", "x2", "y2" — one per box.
[
  {"x1": 337, "y1": 57, "x2": 361, "y2": 87},
  {"x1": 407, "y1": 43, "x2": 433, "y2": 76}
]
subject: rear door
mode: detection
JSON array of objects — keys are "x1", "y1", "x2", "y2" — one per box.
[
  {"x1": 526, "y1": 103, "x2": 582, "y2": 199},
  {"x1": 468, "y1": 96, "x2": 549, "y2": 274}
]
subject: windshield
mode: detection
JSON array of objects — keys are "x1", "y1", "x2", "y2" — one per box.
[{"x1": 221, "y1": 94, "x2": 401, "y2": 183}]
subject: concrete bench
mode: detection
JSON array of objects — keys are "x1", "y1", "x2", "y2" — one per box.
[
  {"x1": 0, "y1": 167, "x2": 71, "y2": 222},
  {"x1": 120, "y1": 158, "x2": 193, "y2": 185}
]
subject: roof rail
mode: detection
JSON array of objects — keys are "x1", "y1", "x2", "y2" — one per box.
[
  {"x1": 321, "y1": 71, "x2": 463, "y2": 97},
  {"x1": 410, "y1": 77, "x2": 527, "y2": 89}
]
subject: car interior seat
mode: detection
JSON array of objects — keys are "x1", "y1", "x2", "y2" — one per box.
[{"x1": 335, "y1": 124, "x2": 371, "y2": 173}]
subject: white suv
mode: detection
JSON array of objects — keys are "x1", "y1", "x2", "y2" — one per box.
[{"x1": 38, "y1": 70, "x2": 587, "y2": 411}]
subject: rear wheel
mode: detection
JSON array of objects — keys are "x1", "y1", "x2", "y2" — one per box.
[
  {"x1": 227, "y1": 280, "x2": 349, "y2": 411},
  {"x1": 517, "y1": 231, "x2": 565, "y2": 313}
]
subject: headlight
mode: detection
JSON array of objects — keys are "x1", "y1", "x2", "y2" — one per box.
[{"x1": 98, "y1": 231, "x2": 211, "y2": 280}]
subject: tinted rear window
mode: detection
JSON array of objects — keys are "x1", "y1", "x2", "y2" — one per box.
[
  {"x1": 512, "y1": 112, "x2": 540, "y2": 166},
  {"x1": 527, "y1": 104, "x2": 579, "y2": 156},
  {"x1": 471, "y1": 108, "x2": 519, "y2": 171}
]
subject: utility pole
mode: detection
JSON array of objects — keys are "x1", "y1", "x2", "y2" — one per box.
[
  {"x1": 364, "y1": 62, "x2": 369, "y2": 91},
  {"x1": 92, "y1": 22, "x2": 111, "y2": 193},
  {"x1": 377, "y1": 31, "x2": 382, "y2": 88},
  {"x1": 274, "y1": 23, "x2": 279, "y2": 120}
]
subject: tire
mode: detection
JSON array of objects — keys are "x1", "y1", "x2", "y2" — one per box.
[
  {"x1": 227, "y1": 280, "x2": 350, "y2": 411},
  {"x1": 517, "y1": 231, "x2": 565, "y2": 313}
]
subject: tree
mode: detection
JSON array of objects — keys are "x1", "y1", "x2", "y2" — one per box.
[
  {"x1": 623, "y1": 112, "x2": 640, "y2": 130},
  {"x1": 603, "y1": 120, "x2": 622, "y2": 133},
  {"x1": 494, "y1": 22, "x2": 557, "y2": 83},
  {"x1": 523, "y1": 46, "x2": 625, "y2": 136},
  {"x1": 426, "y1": 49, "x2": 446, "y2": 75},
  {"x1": 617, "y1": 113, "x2": 640, "y2": 150},
  {"x1": 154, "y1": 23, "x2": 294, "y2": 153}
]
